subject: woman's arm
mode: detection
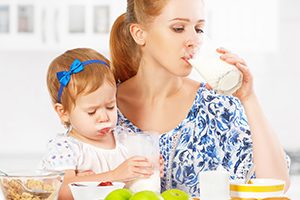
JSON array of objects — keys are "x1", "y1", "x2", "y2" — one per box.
[
  {"x1": 217, "y1": 47, "x2": 290, "y2": 190},
  {"x1": 241, "y1": 93, "x2": 290, "y2": 190}
]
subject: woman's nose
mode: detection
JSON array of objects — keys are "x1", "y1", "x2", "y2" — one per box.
[
  {"x1": 184, "y1": 31, "x2": 201, "y2": 49},
  {"x1": 184, "y1": 37, "x2": 201, "y2": 48}
]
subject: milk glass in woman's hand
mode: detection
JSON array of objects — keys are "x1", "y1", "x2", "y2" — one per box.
[
  {"x1": 189, "y1": 45, "x2": 243, "y2": 95},
  {"x1": 116, "y1": 130, "x2": 161, "y2": 193}
]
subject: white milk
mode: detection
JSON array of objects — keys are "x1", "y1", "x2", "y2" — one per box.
[
  {"x1": 126, "y1": 169, "x2": 161, "y2": 193},
  {"x1": 199, "y1": 170, "x2": 231, "y2": 200},
  {"x1": 189, "y1": 38, "x2": 243, "y2": 95},
  {"x1": 116, "y1": 130, "x2": 161, "y2": 193}
]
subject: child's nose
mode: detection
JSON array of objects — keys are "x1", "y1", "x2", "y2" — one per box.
[{"x1": 96, "y1": 110, "x2": 109, "y2": 123}]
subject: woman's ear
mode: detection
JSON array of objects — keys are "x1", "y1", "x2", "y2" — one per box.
[
  {"x1": 129, "y1": 23, "x2": 146, "y2": 46},
  {"x1": 54, "y1": 103, "x2": 70, "y2": 125}
]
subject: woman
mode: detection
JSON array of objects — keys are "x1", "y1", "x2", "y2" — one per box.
[{"x1": 109, "y1": 0, "x2": 290, "y2": 196}]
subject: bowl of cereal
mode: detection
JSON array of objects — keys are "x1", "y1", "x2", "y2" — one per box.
[
  {"x1": 69, "y1": 181, "x2": 125, "y2": 200},
  {"x1": 0, "y1": 170, "x2": 64, "y2": 200}
]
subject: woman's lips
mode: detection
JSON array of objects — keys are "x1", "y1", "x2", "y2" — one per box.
[{"x1": 182, "y1": 57, "x2": 192, "y2": 65}]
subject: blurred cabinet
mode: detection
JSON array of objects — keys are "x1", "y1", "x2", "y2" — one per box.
[{"x1": 0, "y1": 0, "x2": 126, "y2": 51}]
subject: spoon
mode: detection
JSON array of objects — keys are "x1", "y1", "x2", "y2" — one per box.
[
  {"x1": 245, "y1": 164, "x2": 255, "y2": 184},
  {"x1": 0, "y1": 169, "x2": 52, "y2": 199},
  {"x1": 0, "y1": 169, "x2": 8, "y2": 176},
  {"x1": 19, "y1": 183, "x2": 52, "y2": 199}
]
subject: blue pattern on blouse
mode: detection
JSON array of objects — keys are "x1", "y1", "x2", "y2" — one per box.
[{"x1": 117, "y1": 83, "x2": 254, "y2": 197}]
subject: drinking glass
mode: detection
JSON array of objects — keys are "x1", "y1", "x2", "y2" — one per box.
[{"x1": 116, "y1": 128, "x2": 161, "y2": 193}]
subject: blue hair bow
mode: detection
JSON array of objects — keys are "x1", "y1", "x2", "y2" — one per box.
[{"x1": 56, "y1": 59, "x2": 109, "y2": 103}]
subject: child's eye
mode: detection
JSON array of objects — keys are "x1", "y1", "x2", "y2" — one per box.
[
  {"x1": 107, "y1": 105, "x2": 115, "y2": 110},
  {"x1": 88, "y1": 110, "x2": 96, "y2": 115}
]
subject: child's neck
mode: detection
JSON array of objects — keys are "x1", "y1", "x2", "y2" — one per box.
[{"x1": 69, "y1": 129, "x2": 116, "y2": 149}]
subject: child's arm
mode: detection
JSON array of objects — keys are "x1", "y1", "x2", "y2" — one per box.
[{"x1": 58, "y1": 156, "x2": 154, "y2": 200}]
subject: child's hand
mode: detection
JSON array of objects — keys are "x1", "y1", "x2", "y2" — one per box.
[
  {"x1": 76, "y1": 170, "x2": 95, "y2": 177},
  {"x1": 112, "y1": 156, "x2": 154, "y2": 182},
  {"x1": 159, "y1": 155, "x2": 164, "y2": 177}
]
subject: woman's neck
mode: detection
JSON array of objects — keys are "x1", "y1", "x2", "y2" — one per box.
[{"x1": 133, "y1": 63, "x2": 185, "y2": 102}]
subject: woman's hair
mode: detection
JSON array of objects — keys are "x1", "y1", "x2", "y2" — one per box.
[
  {"x1": 47, "y1": 48, "x2": 115, "y2": 113},
  {"x1": 110, "y1": 0, "x2": 168, "y2": 83}
]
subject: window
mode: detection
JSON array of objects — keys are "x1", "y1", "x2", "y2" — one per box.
[
  {"x1": 0, "y1": 6, "x2": 9, "y2": 33},
  {"x1": 18, "y1": 5, "x2": 34, "y2": 33},
  {"x1": 94, "y1": 5, "x2": 110, "y2": 33},
  {"x1": 69, "y1": 5, "x2": 85, "y2": 33}
]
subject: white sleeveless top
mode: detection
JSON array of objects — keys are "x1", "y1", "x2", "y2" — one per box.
[{"x1": 40, "y1": 134, "x2": 128, "y2": 173}]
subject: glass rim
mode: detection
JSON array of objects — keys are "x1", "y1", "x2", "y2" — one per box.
[{"x1": 0, "y1": 169, "x2": 64, "y2": 178}]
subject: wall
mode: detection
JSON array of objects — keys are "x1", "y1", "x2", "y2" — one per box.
[
  {"x1": 1, "y1": 0, "x2": 299, "y2": 154},
  {"x1": 0, "y1": 0, "x2": 300, "y2": 199}
]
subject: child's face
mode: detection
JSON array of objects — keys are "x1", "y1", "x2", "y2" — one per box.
[{"x1": 67, "y1": 80, "x2": 117, "y2": 141}]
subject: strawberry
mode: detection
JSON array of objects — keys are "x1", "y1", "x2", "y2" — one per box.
[{"x1": 98, "y1": 181, "x2": 113, "y2": 186}]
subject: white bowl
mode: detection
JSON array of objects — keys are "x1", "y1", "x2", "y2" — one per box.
[
  {"x1": 69, "y1": 181, "x2": 125, "y2": 200},
  {"x1": 230, "y1": 178, "x2": 285, "y2": 199}
]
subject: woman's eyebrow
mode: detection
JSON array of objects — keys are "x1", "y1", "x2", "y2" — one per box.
[{"x1": 168, "y1": 18, "x2": 205, "y2": 23}]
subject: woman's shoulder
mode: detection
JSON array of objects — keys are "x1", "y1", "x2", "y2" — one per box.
[
  {"x1": 184, "y1": 79, "x2": 244, "y2": 122},
  {"x1": 191, "y1": 81, "x2": 241, "y2": 106}
]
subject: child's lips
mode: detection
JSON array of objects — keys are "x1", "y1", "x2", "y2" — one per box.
[{"x1": 97, "y1": 127, "x2": 111, "y2": 135}]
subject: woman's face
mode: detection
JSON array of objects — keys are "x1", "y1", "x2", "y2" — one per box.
[{"x1": 142, "y1": 0, "x2": 205, "y2": 77}]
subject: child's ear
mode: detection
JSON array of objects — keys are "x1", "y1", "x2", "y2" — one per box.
[
  {"x1": 54, "y1": 103, "x2": 70, "y2": 125},
  {"x1": 129, "y1": 23, "x2": 146, "y2": 46}
]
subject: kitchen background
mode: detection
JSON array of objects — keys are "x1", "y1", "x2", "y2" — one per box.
[{"x1": 0, "y1": 0, "x2": 299, "y2": 199}]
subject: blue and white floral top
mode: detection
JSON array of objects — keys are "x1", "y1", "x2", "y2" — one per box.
[{"x1": 117, "y1": 83, "x2": 253, "y2": 197}]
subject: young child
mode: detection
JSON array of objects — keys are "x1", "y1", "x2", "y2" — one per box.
[{"x1": 40, "y1": 48, "x2": 154, "y2": 200}]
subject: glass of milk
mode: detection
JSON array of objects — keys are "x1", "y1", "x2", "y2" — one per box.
[
  {"x1": 189, "y1": 39, "x2": 243, "y2": 95},
  {"x1": 116, "y1": 130, "x2": 161, "y2": 193},
  {"x1": 199, "y1": 168, "x2": 231, "y2": 200}
]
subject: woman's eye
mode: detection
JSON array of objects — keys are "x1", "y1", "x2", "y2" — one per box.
[
  {"x1": 173, "y1": 27, "x2": 184, "y2": 33},
  {"x1": 195, "y1": 27, "x2": 204, "y2": 34}
]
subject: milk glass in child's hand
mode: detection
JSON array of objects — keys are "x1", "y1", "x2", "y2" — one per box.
[
  {"x1": 116, "y1": 128, "x2": 161, "y2": 193},
  {"x1": 189, "y1": 41, "x2": 243, "y2": 95}
]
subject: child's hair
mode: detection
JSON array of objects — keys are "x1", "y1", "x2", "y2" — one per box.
[{"x1": 47, "y1": 48, "x2": 115, "y2": 126}]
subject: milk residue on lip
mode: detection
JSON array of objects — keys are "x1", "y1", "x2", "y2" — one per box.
[{"x1": 189, "y1": 52, "x2": 243, "y2": 95}]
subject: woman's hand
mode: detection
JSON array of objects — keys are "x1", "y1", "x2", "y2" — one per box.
[
  {"x1": 216, "y1": 47, "x2": 255, "y2": 102},
  {"x1": 112, "y1": 156, "x2": 154, "y2": 182}
]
